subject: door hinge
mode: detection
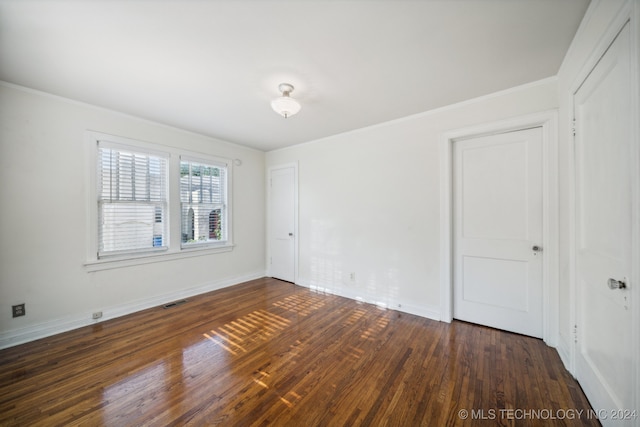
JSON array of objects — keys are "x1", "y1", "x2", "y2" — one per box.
[
  {"x1": 572, "y1": 118, "x2": 577, "y2": 137},
  {"x1": 573, "y1": 324, "x2": 578, "y2": 343}
]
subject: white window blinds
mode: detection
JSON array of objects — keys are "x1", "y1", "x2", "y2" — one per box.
[
  {"x1": 97, "y1": 142, "x2": 169, "y2": 257},
  {"x1": 180, "y1": 158, "x2": 227, "y2": 247}
]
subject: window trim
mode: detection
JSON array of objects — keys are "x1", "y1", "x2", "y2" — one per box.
[
  {"x1": 84, "y1": 244, "x2": 234, "y2": 272},
  {"x1": 85, "y1": 131, "x2": 234, "y2": 271}
]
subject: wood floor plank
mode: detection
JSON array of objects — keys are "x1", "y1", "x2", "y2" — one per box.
[{"x1": 0, "y1": 278, "x2": 599, "y2": 426}]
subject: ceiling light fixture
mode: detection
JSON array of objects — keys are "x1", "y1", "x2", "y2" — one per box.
[{"x1": 271, "y1": 83, "x2": 301, "y2": 118}]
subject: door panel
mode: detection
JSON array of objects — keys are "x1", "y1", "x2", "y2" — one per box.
[
  {"x1": 462, "y1": 256, "x2": 529, "y2": 312},
  {"x1": 574, "y1": 23, "x2": 633, "y2": 421},
  {"x1": 453, "y1": 127, "x2": 543, "y2": 338},
  {"x1": 269, "y1": 166, "x2": 296, "y2": 283},
  {"x1": 461, "y1": 140, "x2": 530, "y2": 240}
]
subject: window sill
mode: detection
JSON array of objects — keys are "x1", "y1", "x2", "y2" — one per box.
[{"x1": 84, "y1": 244, "x2": 235, "y2": 272}]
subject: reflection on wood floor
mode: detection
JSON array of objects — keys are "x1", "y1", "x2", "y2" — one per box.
[{"x1": 0, "y1": 277, "x2": 598, "y2": 426}]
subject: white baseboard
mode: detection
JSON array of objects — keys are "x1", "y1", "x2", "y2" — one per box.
[
  {"x1": 296, "y1": 279, "x2": 441, "y2": 322},
  {"x1": 556, "y1": 333, "x2": 575, "y2": 376},
  {"x1": 0, "y1": 270, "x2": 266, "y2": 350}
]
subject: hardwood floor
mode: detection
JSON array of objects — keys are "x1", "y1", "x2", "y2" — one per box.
[{"x1": 0, "y1": 278, "x2": 598, "y2": 426}]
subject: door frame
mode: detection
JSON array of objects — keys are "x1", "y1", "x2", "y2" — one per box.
[
  {"x1": 439, "y1": 111, "x2": 559, "y2": 346},
  {"x1": 568, "y1": 0, "x2": 639, "y2": 412},
  {"x1": 267, "y1": 162, "x2": 299, "y2": 284}
]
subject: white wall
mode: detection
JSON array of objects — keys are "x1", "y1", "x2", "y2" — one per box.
[
  {"x1": 266, "y1": 79, "x2": 558, "y2": 319},
  {"x1": 0, "y1": 83, "x2": 266, "y2": 348}
]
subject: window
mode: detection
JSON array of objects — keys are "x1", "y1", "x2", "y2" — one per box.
[
  {"x1": 97, "y1": 141, "x2": 168, "y2": 257},
  {"x1": 180, "y1": 157, "x2": 228, "y2": 247},
  {"x1": 88, "y1": 132, "x2": 233, "y2": 269}
]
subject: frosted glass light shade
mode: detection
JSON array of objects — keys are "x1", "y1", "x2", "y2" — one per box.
[{"x1": 271, "y1": 96, "x2": 301, "y2": 118}]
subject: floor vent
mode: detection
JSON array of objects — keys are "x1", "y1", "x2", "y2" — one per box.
[{"x1": 163, "y1": 299, "x2": 188, "y2": 309}]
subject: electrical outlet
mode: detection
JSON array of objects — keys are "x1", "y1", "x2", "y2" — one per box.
[
  {"x1": 349, "y1": 272, "x2": 355, "y2": 281},
  {"x1": 12, "y1": 303, "x2": 25, "y2": 318},
  {"x1": 92, "y1": 311, "x2": 103, "y2": 319}
]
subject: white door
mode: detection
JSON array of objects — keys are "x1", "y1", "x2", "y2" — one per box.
[
  {"x1": 453, "y1": 127, "x2": 543, "y2": 338},
  {"x1": 574, "y1": 22, "x2": 635, "y2": 424},
  {"x1": 269, "y1": 165, "x2": 296, "y2": 283}
]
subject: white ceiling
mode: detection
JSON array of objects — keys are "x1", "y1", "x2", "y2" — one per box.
[{"x1": 0, "y1": 0, "x2": 590, "y2": 151}]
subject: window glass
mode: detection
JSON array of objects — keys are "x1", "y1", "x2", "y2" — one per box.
[
  {"x1": 180, "y1": 159, "x2": 227, "y2": 247},
  {"x1": 97, "y1": 143, "x2": 168, "y2": 257}
]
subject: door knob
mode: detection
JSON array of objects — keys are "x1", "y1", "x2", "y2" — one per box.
[
  {"x1": 288, "y1": 233, "x2": 293, "y2": 237},
  {"x1": 608, "y1": 278, "x2": 627, "y2": 290},
  {"x1": 532, "y1": 245, "x2": 542, "y2": 252}
]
